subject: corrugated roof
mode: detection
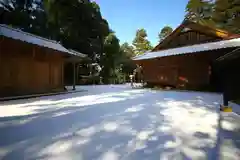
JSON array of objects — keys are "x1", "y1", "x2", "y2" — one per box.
[
  {"x1": 133, "y1": 38, "x2": 240, "y2": 61},
  {"x1": 0, "y1": 24, "x2": 87, "y2": 58}
]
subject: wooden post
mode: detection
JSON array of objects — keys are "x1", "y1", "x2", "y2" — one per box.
[
  {"x1": 73, "y1": 62, "x2": 76, "y2": 90},
  {"x1": 0, "y1": 38, "x2": 1, "y2": 77},
  {"x1": 223, "y1": 75, "x2": 229, "y2": 106},
  {"x1": 62, "y1": 61, "x2": 64, "y2": 87},
  {"x1": 100, "y1": 77, "x2": 103, "y2": 84},
  {"x1": 223, "y1": 91, "x2": 229, "y2": 106},
  {"x1": 220, "y1": 67, "x2": 232, "y2": 112},
  {"x1": 32, "y1": 47, "x2": 37, "y2": 90},
  {"x1": 76, "y1": 63, "x2": 79, "y2": 84},
  {"x1": 0, "y1": 38, "x2": 2, "y2": 86}
]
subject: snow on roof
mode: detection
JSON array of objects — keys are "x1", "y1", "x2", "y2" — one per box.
[
  {"x1": 133, "y1": 38, "x2": 240, "y2": 61},
  {"x1": 0, "y1": 24, "x2": 86, "y2": 57}
]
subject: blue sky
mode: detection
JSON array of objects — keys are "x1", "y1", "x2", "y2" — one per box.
[{"x1": 95, "y1": 0, "x2": 189, "y2": 46}]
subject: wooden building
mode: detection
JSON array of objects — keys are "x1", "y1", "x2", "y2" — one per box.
[
  {"x1": 133, "y1": 20, "x2": 240, "y2": 90},
  {"x1": 0, "y1": 24, "x2": 86, "y2": 97}
]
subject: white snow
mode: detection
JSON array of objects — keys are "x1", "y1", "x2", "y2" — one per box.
[{"x1": 0, "y1": 84, "x2": 239, "y2": 160}]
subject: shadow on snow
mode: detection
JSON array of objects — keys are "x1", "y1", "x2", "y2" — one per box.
[{"x1": 0, "y1": 86, "x2": 239, "y2": 160}]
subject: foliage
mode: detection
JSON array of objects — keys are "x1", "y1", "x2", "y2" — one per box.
[
  {"x1": 99, "y1": 33, "x2": 122, "y2": 83},
  {"x1": 185, "y1": 0, "x2": 215, "y2": 26},
  {"x1": 120, "y1": 42, "x2": 136, "y2": 75},
  {"x1": 158, "y1": 26, "x2": 173, "y2": 42},
  {"x1": 100, "y1": 40, "x2": 137, "y2": 84},
  {"x1": 43, "y1": 0, "x2": 110, "y2": 58},
  {"x1": 132, "y1": 28, "x2": 153, "y2": 55},
  {"x1": 185, "y1": 0, "x2": 240, "y2": 33},
  {"x1": 110, "y1": 67, "x2": 126, "y2": 84},
  {"x1": 121, "y1": 42, "x2": 135, "y2": 58},
  {"x1": 212, "y1": 0, "x2": 240, "y2": 34}
]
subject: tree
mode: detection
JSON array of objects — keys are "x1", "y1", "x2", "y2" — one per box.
[
  {"x1": 0, "y1": 0, "x2": 43, "y2": 31},
  {"x1": 44, "y1": 0, "x2": 111, "y2": 58},
  {"x1": 158, "y1": 26, "x2": 173, "y2": 42},
  {"x1": 212, "y1": 0, "x2": 240, "y2": 34},
  {"x1": 185, "y1": 0, "x2": 240, "y2": 33},
  {"x1": 121, "y1": 42, "x2": 135, "y2": 58},
  {"x1": 119, "y1": 42, "x2": 136, "y2": 75},
  {"x1": 100, "y1": 32, "x2": 121, "y2": 83},
  {"x1": 132, "y1": 28, "x2": 153, "y2": 55},
  {"x1": 185, "y1": 0, "x2": 215, "y2": 26}
]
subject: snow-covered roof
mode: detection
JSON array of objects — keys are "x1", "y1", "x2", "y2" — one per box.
[
  {"x1": 133, "y1": 38, "x2": 240, "y2": 61},
  {"x1": 0, "y1": 24, "x2": 87, "y2": 58}
]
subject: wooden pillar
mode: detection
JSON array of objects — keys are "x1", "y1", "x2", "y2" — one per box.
[
  {"x1": 62, "y1": 61, "x2": 64, "y2": 87},
  {"x1": 90, "y1": 64, "x2": 93, "y2": 84},
  {"x1": 73, "y1": 62, "x2": 76, "y2": 90},
  {"x1": 223, "y1": 91, "x2": 229, "y2": 106},
  {"x1": 0, "y1": 49, "x2": 1, "y2": 71},
  {"x1": 76, "y1": 63, "x2": 79, "y2": 84},
  {"x1": 223, "y1": 74, "x2": 229, "y2": 106},
  {"x1": 219, "y1": 65, "x2": 232, "y2": 112},
  {"x1": 32, "y1": 47, "x2": 36, "y2": 90},
  {"x1": 0, "y1": 38, "x2": 2, "y2": 86}
]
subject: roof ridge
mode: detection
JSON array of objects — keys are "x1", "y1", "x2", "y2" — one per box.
[{"x1": 0, "y1": 24, "x2": 60, "y2": 44}]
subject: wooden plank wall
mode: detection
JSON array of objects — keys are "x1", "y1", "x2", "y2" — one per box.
[
  {"x1": 136, "y1": 48, "x2": 232, "y2": 89},
  {"x1": 0, "y1": 38, "x2": 64, "y2": 97},
  {"x1": 137, "y1": 53, "x2": 211, "y2": 89}
]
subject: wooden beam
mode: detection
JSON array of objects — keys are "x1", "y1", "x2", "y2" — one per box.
[
  {"x1": 32, "y1": 46, "x2": 36, "y2": 90},
  {"x1": 65, "y1": 56, "x2": 88, "y2": 63},
  {"x1": 0, "y1": 37, "x2": 2, "y2": 85},
  {"x1": 76, "y1": 64, "x2": 79, "y2": 84},
  {"x1": 47, "y1": 50, "x2": 52, "y2": 90},
  {"x1": 62, "y1": 61, "x2": 64, "y2": 87},
  {"x1": 73, "y1": 62, "x2": 76, "y2": 90}
]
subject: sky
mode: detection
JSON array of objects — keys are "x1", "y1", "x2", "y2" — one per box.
[{"x1": 95, "y1": 0, "x2": 189, "y2": 46}]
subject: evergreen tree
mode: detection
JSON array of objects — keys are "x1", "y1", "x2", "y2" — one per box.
[
  {"x1": 212, "y1": 0, "x2": 240, "y2": 33},
  {"x1": 132, "y1": 29, "x2": 153, "y2": 55},
  {"x1": 158, "y1": 26, "x2": 173, "y2": 42},
  {"x1": 185, "y1": 0, "x2": 215, "y2": 26}
]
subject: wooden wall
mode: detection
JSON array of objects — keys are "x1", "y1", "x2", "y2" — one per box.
[
  {"x1": 137, "y1": 53, "x2": 209, "y2": 89},
  {"x1": 135, "y1": 49, "x2": 231, "y2": 90},
  {"x1": 0, "y1": 37, "x2": 65, "y2": 97}
]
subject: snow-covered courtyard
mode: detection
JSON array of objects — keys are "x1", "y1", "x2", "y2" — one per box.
[{"x1": 0, "y1": 85, "x2": 239, "y2": 160}]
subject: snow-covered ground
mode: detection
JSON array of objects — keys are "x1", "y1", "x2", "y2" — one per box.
[{"x1": 0, "y1": 85, "x2": 239, "y2": 160}]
